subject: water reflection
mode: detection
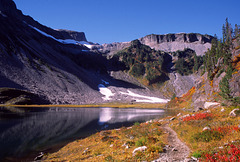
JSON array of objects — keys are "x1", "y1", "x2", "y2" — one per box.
[{"x1": 0, "y1": 107, "x2": 175, "y2": 160}]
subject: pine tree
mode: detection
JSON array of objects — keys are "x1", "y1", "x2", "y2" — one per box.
[
  {"x1": 234, "y1": 24, "x2": 239, "y2": 38},
  {"x1": 193, "y1": 53, "x2": 199, "y2": 72}
]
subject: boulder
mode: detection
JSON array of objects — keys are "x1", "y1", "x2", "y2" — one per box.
[
  {"x1": 204, "y1": 102, "x2": 220, "y2": 109},
  {"x1": 170, "y1": 117, "x2": 175, "y2": 121},
  {"x1": 179, "y1": 114, "x2": 190, "y2": 120},
  {"x1": 229, "y1": 109, "x2": 240, "y2": 117},
  {"x1": 203, "y1": 126, "x2": 211, "y2": 131},
  {"x1": 132, "y1": 146, "x2": 147, "y2": 156}
]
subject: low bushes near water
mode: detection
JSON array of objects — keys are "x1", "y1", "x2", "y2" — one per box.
[
  {"x1": 44, "y1": 121, "x2": 167, "y2": 161},
  {"x1": 182, "y1": 112, "x2": 213, "y2": 121},
  {"x1": 170, "y1": 106, "x2": 240, "y2": 161}
]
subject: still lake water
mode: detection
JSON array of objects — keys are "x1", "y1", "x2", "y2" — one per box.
[{"x1": 0, "y1": 107, "x2": 177, "y2": 160}]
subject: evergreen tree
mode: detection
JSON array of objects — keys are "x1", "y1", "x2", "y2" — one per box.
[
  {"x1": 193, "y1": 53, "x2": 199, "y2": 72},
  {"x1": 234, "y1": 24, "x2": 239, "y2": 38}
]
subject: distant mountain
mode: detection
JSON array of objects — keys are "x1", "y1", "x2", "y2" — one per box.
[{"x1": 91, "y1": 33, "x2": 213, "y2": 56}]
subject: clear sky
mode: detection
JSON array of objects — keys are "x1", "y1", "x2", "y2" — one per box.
[{"x1": 14, "y1": 0, "x2": 240, "y2": 44}]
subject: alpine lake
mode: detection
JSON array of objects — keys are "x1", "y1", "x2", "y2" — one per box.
[{"x1": 0, "y1": 106, "x2": 178, "y2": 161}]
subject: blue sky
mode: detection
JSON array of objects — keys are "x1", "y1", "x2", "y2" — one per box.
[{"x1": 14, "y1": 0, "x2": 240, "y2": 44}]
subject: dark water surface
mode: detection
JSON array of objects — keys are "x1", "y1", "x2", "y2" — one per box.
[{"x1": 0, "y1": 107, "x2": 177, "y2": 161}]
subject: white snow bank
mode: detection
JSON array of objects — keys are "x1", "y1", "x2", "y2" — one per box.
[
  {"x1": 28, "y1": 25, "x2": 92, "y2": 49},
  {"x1": 121, "y1": 90, "x2": 169, "y2": 103},
  {"x1": 98, "y1": 84, "x2": 114, "y2": 100}
]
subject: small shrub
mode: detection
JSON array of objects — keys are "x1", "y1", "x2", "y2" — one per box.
[
  {"x1": 171, "y1": 93, "x2": 176, "y2": 100},
  {"x1": 221, "y1": 103, "x2": 227, "y2": 106},
  {"x1": 126, "y1": 141, "x2": 135, "y2": 146},
  {"x1": 148, "y1": 146, "x2": 162, "y2": 153},
  {"x1": 134, "y1": 122, "x2": 140, "y2": 126},
  {"x1": 192, "y1": 151, "x2": 202, "y2": 158},
  {"x1": 183, "y1": 113, "x2": 213, "y2": 121},
  {"x1": 216, "y1": 68, "x2": 225, "y2": 78},
  {"x1": 135, "y1": 137, "x2": 147, "y2": 147},
  {"x1": 105, "y1": 155, "x2": 114, "y2": 161},
  {"x1": 204, "y1": 143, "x2": 240, "y2": 161},
  {"x1": 192, "y1": 130, "x2": 223, "y2": 142}
]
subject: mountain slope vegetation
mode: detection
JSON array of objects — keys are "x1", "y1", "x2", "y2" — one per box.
[{"x1": 167, "y1": 19, "x2": 240, "y2": 109}]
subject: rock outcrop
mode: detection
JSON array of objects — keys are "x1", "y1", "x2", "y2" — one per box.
[
  {"x1": 92, "y1": 42, "x2": 131, "y2": 55},
  {"x1": 139, "y1": 33, "x2": 214, "y2": 56}
]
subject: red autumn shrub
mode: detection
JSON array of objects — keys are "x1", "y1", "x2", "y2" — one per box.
[
  {"x1": 183, "y1": 113, "x2": 213, "y2": 121},
  {"x1": 203, "y1": 143, "x2": 240, "y2": 162}
]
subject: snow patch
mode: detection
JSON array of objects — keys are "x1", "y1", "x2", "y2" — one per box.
[
  {"x1": 98, "y1": 84, "x2": 114, "y2": 100},
  {"x1": 28, "y1": 25, "x2": 92, "y2": 49},
  {"x1": 121, "y1": 90, "x2": 169, "y2": 103}
]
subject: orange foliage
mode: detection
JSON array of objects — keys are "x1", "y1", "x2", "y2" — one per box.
[
  {"x1": 167, "y1": 87, "x2": 195, "y2": 108},
  {"x1": 181, "y1": 86, "x2": 196, "y2": 99},
  {"x1": 232, "y1": 53, "x2": 240, "y2": 71}
]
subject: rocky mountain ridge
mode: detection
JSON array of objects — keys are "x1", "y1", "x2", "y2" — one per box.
[{"x1": 92, "y1": 33, "x2": 213, "y2": 56}]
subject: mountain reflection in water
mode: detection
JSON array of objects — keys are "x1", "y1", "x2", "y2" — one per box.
[{"x1": 0, "y1": 107, "x2": 174, "y2": 160}]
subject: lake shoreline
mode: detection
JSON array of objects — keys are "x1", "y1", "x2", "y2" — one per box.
[
  {"x1": 0, "y1": 103, "x2": 167, "y2": 109},
  {"x1": 0, "y1": 106, "x2": 177, "y2": 161}
]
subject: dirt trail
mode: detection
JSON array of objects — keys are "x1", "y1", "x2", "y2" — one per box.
[{"x1": 153, "y1": 124, "x2": 195, "y2": 162}]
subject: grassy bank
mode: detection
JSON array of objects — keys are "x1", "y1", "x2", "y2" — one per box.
[
  {"x1": 0, "y1": 103, "x2": 166, "y2": 109},
  {"x1": 44, "y1": 120, "x2": 167, "y2": 161}
]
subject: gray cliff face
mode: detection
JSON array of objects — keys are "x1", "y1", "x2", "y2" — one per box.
[
  {"x1": 92, "y1": 33, "x2": 213, "y2": 56},
  {"x1": 139, "y1": 33, "x2": 214, "y2": 56},
  {"x1": 139, "y1": 33, "x2": 213, "y2": 44}
]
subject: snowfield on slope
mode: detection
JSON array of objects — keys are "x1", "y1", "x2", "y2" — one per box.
[
  {"x1": 97, "y1": 83, "x2": 169, "y2": 103},
  {"x1": 98, "y1": 84, "x2": 114, "y2": 100},
  {"x1": 121, "y1": 90, "x2": 169, "y2": 103},
  {"x1": 28, "y1": 24, "x2": 93, "y2": 49}
]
